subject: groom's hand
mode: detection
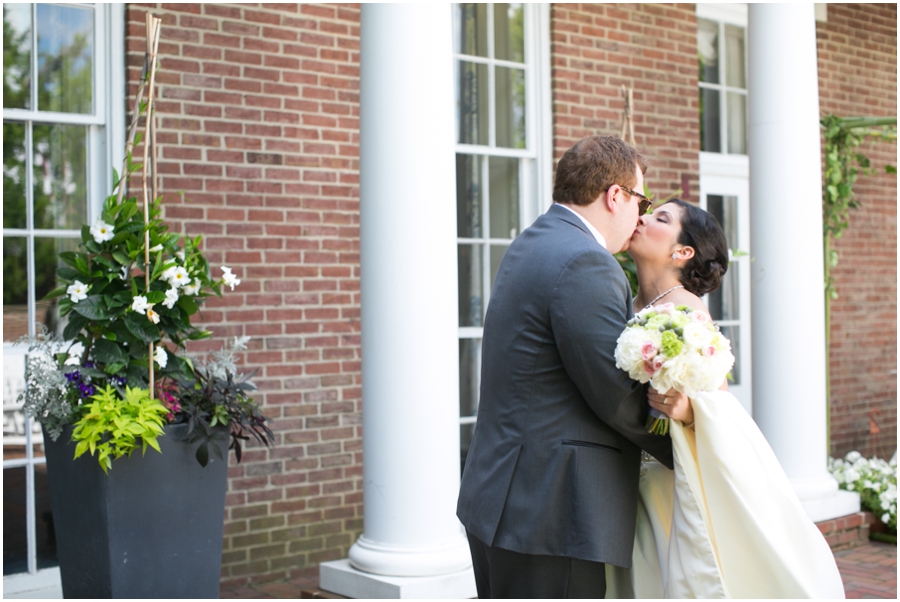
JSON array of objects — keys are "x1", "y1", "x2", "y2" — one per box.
[{"x1": 648, "y1": 387, "x2": 694, "y2": 425}]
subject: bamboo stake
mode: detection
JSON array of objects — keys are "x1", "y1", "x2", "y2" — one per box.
[
  {"x1": 142, "y1": 14, "x2": 162, "y2": 395},
  {"x1": 115, "y1": 73, "x2": 148, "y2": 205}
]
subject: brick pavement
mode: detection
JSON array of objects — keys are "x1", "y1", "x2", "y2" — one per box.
[{"x1": 220, "y1": 540, "x2": 897, "y2": 599}]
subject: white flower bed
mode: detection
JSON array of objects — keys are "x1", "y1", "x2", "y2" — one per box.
[{"x1": 829, "y1": 451, "x2": 897, "y2": 532}]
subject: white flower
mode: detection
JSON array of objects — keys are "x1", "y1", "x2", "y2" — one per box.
[
  {"x1": 146, "y1": 306, "x2": 160, "y2": 324},
  {"x1": 67, "y1": 280, "x2": 88, "y2": 303},
  {"x1": 166, "y1": 267, "x2": 191, "y2": 288},
  {"x1": 163, "y1": 287, "x2": 179, "y2": 309},
  {"x1": 182, "y1": 281, "x2": 201, "y2": 296},
  {"x1": 119, "y1": 265, "x2": 129, "y2": 281},
  {"x1": 882, "y1": 513, "x2": 890, "y2": 524},
  {"x1": 154, "y1": 346, "x2": 168, "y2": 368},
  {"x1": 131, "y1": 295, "x2": 150, "y2": 314},
  {"x1": 221, "y1": 266, "x2": 241, "y2": 290},
  {"x1": 64, "y1": 352, "x2": 80, "y2": 366},
  {"x1": 682, "y1": 322, "x2": 714, "y2": 349},
  {"x1": 176, "y1": 250, "x2": 185, "y2": 261},
  {"x1": 90, "y1": 219, "x2": 115, "y2": 243},
  {"x1": 149, "y1": 244, "x2": 163, "y2": 253},
  {"x1": 846, "y1": 451, "x2": 862, "y2": 463}
]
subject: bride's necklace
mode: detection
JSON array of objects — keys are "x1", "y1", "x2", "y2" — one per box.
[{"x1": 639, "y1": 284, "x2": 684, "y2": 311}]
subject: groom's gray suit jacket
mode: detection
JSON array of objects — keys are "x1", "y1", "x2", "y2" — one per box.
[{"x1": 457, "y1": 203, "x2": 674, "y2": 569}]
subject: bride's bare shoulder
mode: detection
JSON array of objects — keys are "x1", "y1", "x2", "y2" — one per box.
[{"x1": 669, "y1": 288, "x2": 707, "y2": 314}]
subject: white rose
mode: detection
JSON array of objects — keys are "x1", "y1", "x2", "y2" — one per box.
[
  {"x1": 89, "y1": 219, "x2": 115, "y2": 243},
  {"x1": 67, "y1": 280, "x2": 88, "y2": 303},
  {"x1": 615, "y1": 327, "x2": 652, "y2": 382},
  {"x1": 682, "y1": 322, "x2": 713, "y2": 350}
]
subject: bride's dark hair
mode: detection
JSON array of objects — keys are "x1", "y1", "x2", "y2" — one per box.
[{"x1": 665, "y1": 199, "x2": 729, "y2": 296}]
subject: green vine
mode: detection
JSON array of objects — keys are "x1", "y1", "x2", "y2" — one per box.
[
  {"x1": 820, "y1": 114, "x2": 896, "y2": 449},
  {"x1": 821, "y1": 115, "x2": 896, "y2": 301}
]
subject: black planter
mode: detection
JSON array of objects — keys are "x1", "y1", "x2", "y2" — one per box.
[{"x1": 44, "y1": 423, "x2": 229, "y2": 599}]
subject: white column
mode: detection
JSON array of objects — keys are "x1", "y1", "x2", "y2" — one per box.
[
  {"x1": 319, "y1": 4, "x2": 475, "y2": 598},
  {"x1": 748, "y1": 3, "x2": 858, "y2": 522}
]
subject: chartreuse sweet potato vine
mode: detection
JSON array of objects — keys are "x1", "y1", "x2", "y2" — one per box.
[{"x1": 72, "y1": 385, "x2": 169, "y2": 473}]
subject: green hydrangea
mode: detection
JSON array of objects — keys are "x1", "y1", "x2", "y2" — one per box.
[
  {"x1": 661, "y1": 330, "x2": 684, "y2": 357},
  {"x1": 646, "y1": 314, "x2": 669, "y2": 330}
]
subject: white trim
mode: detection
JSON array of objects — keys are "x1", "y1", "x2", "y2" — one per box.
[
  {"x1": 696, "y1": 3, "x2": 747, "y2": 27},
  {"x1": 699, "y1": 152, "x2": 749, "y2": 178},
  {"x1": 536, "y1": 3, "x2": 554, "y2": 217}
]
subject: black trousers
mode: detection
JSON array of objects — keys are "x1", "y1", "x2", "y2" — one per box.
[{"x1": 466, "y1": 530, "x2": 607, "y2": 599}]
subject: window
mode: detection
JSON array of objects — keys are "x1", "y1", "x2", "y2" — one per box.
[
  {"x1": 697, "y1": 9, "x2": 747, "y2": 154},
  {"x1": 453, "y1": 3, "x2": 550, "y2": 469},
  {"x1": 2, "y1": 3, "x2": 123, "y2": 582}
]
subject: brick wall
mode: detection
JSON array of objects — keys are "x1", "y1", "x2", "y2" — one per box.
[
  {"x1": 816, "y1": 4, "x2": 897, "y2": 459},
  {"x1": 125, "y1": 3, "x2": 363, "y2": 585},
  {"x1": 550, "y1": 3, "x2": 700, "y2": 201}
]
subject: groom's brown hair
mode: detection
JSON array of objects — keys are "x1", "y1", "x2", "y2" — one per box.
[{"x1": 552, "y1": 135, "x2": 647, "y2": 206}]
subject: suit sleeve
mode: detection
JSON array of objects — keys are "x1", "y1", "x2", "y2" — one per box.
[{"x1": 550, "y1": 248, "x2": 674, "y2": 469}]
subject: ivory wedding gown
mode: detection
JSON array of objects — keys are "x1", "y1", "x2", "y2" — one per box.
[{"x1": 606, "y1": 390, "x2": 846, "y2": 599}]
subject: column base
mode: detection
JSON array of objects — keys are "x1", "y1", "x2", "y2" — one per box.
[
  {"x1": 800, "y1": 489, "x2": 860, "y2": 523},
  {"x1": 319, "y1": 559, "x2": 477, "y2": 599}
]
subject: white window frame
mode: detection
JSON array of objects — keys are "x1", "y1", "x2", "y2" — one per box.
[
  {"x1": 2, "y1": 3, "x2": 124, "y2": 587},
  {"x1": 697, "y1": 3, "x2": 748, "y2": 156},
  {"x1": 454, "y1": 3, "x2": 552, "y2": 434}
]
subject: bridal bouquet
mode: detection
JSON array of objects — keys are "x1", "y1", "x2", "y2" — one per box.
[{"x1": 614, "y1": 303, "x2": 734, "y2": 434}]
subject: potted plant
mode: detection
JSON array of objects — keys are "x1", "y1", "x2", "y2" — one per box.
[{"x1": 15, "y1": 15, "x2": 273, "y2": 598}]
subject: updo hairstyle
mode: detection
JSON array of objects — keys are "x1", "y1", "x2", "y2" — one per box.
[{"x1": 665, "y1": 199, "x2": 729, "y2": 296}]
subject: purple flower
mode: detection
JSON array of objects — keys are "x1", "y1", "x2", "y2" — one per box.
[
  {"x1": 84, "y1": 361, "x2": 95, "y2": 369},
  {"x1": 79, "y1": 383, "x2": 96, "y2": 398},
  {"x1": 65, "y1": 371, "x2": 81, "y2": 383}
]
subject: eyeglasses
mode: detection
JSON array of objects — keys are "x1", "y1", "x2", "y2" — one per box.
[{"x1": 618, "y1": 184, "x2": 652, "y2": 215}]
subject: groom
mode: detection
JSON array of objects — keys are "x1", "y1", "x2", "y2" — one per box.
[{"x1": 457, "y1": 135, "x2": 691, "y2": 598}]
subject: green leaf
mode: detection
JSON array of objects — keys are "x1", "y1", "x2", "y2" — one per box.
[
  {"x1": 112, "y1": 250, "x2": 131, "y2": 266},
  {"x1": 72, "y1": 296, "x2": 111, "y2": 320},
  {"x1": 74, "y1": 255, "x2": 90, "y2": 276},
  {"x1": 123, "y1": 311, "x2": 160, "y2": 343},
  {"x1": 195, "y1": 443, "x2": 209, "y2": 467},
  {"x1": 57, "y1": 266, "x2": 83, "y2": 281},
  {"x1": 145, "y1": 290, "x2": 165, "y2": 304},
  {"x1": 177, "y1": 295, "x2": 199, "y2": 316},
  {"x1": 93, "y1": 338, "x2": 126, "y2": 365},
  {"x1": 886, "y1": 165, "x2": 897, "y2": 174},
  {"x1": 63, "y1": 314, "x2": 90, "y2": 340},
  {"x1": 41, "y1": 285, "x2": 67, "y2": 301}
]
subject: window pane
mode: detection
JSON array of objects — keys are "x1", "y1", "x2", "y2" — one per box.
[
  {"x1": 489, "y1": 244, "x2": 508, "y2": 293},
  {"x1": 458, "y1": 244, "x2": 484, "y2": 327},
  {"x1": 724, "y1": 24, "x2": 745, "y2": 89},
  {"x1": 33, "y1": 123, "x2": 88, "y2": 230},
  {"x1": 4, "y1": 237, "x2": 28, "y2": 342},
  {"x1": 720, "y1": 325, "x2": 740, "y2": 385},
  {"x1": 495, "y1": 66, "x2": 526, "y2": 149},
  {"x1": 697, "y1": 18, "x2": 719, "y2": 84},
  {"x1": 459, "y1": 338, "x2": 481, "y2": 419},
  {"x1": 457, "y1": 60, "x2": 489, "y2": 145},
  {"x1": 494, "y1": 3, "x2": 524, "y2": 63},
  {"x1": 708, "y1": 261, "x2": 739, "y2": 322},
  {"x1": 489, "y1": 157, "x2": 519, "y2": 239},
  {"x1": 454, "y1": 3, "x2": 488, "y2": 57},
  {"x1": 37, "y1": 4, "x2": 93, "y2": 114},
  {"x1": 3, "y1": 467, "x2": 27, "y2": 575},
  {"x1": 3, "y1": 4, "x2": 32, "y2": 110},
  {"x1": 699, "y1": 88, "x2": 721, "y2": 153},
  {"x1": 726, "y1": 92, "x2": 747, "y2": 155},
  {"x1": 457, "y1": 154, "x2": 482, "y2": 238},
  {"x1": 3, "y1": 121, "x2": 27, "y2": 229},
  {"x1": 35, "y1": 237, "x2": 78, "y2": 337},
  {"x1": 706, "y1": 194, "x2": 738, "y2": 249}
]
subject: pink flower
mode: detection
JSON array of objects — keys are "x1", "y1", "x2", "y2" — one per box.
[
  {"x1": 656, "y1": 302, "x2": 675, "y2": 315},
  {"x1": 691, "y1": 311, "x2": 710, "y2": 323},
  {"x1": 652, "y1": 356, "x2": 665, "y2": 371},
  {"x1": 643, "y1": 360, "x2": 656, "y2": 376},
  {"x1": 703, "y1": 345, "x2": 717, "y2": 357},
  {"x1": 641, "y1": 342, "x2": 658, "y2": 361}
]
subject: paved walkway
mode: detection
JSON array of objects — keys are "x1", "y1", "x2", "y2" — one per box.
[{"x1": 220, "y1": 540, "x2": 897, "y2": 599}]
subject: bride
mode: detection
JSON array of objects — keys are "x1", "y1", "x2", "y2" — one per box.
[{"x1": 606, "y1": 199, "x2": 845, "y2": 598}]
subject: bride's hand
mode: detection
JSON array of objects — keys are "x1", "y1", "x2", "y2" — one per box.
[{"x1": 648, "y1": 387, "x2": 694, "y2": 425}]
